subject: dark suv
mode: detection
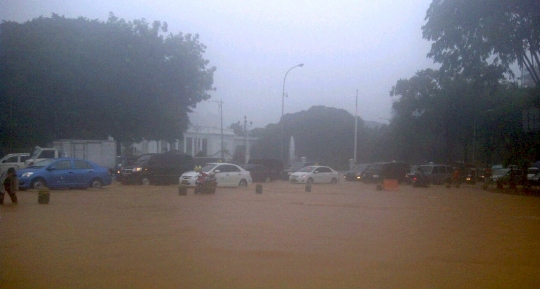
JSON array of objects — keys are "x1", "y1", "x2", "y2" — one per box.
[
  {"x1": 360, "y1": 162, "x2": 410, "y2": 183},
  {"x1": 121, "y1": 150, "x2": 194, "y2": 185},
  {"x1": 344, "y1": 163, "x2": 371, "y2": 181}
]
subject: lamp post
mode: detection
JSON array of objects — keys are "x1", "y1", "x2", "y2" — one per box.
[
  {"x1": 210, "y1": 100, "x2": 225, "y2": 160},
  {"x1": 473, "y1": 109, "x2": 494, "y2": 164},
  {"x1": 280, "y1": 63, "x2": 304, "y2": 161},
  {"x1": 354, "y1": 89, "x2": 358, "y2": 163}
]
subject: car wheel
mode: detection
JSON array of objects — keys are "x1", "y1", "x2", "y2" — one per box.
[
  {"x1": 307, "y1": 178, "x2": 314, "y2": 184},
  {"x1": 32, "y1": 178, "x2": 47, "y2": 190},
  {"x1": 141, "y1": 177, "x2": 150, "y2": 186},
  {"x1": 90, "y1": 178, "x2": 103, "y2": 189},
  {"x1": 239, "y1": 179, "x2": 248, "y2": 187},
  {"x1": 331, "y1": 178, "x2": 338, "y2": 184}
]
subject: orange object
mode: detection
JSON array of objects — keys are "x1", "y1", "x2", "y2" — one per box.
[{"x1": 383, "y1": 179, "x2": 399, "y2": 191}]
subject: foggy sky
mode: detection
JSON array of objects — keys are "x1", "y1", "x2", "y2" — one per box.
[{"x1": 1, "y1": 0, "x2": 438, "y2": 129}]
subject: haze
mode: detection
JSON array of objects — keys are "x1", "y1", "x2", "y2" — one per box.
[{"x1": 1, "y1": 0, "x2": 437, "y2": 128}]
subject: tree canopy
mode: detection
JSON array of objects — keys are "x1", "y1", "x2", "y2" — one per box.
[
  {"x1": 422, "y1": 0, "x2": 540, "y2": 86},
  {"x1": 0, "y1": 13, "x2": 216, "y2": 149},
  {"x1": 249, "y1": 106, "x2": 391, "y2": 169}
]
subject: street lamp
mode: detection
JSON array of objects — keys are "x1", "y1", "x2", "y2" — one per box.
[
  {"x1": 280, "y1": 63, "x2": 304, "y2": 161},
  {"x1": 210, "y1": 100, "x2": 225, "y2": 160},
  {"x1": 473, "y1": 109, "x2": 494, "y2": 164}
]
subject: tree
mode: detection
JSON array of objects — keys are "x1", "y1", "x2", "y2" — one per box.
[
  {"x1": 249, "y1": 105, "x2": 391, "y2": 169},
  {"x1": 0, "y1": 13, "x2": 216, "y2": 150},
  {"x1": 422, "y1": 0, "x2": 540, "y2": 87}
]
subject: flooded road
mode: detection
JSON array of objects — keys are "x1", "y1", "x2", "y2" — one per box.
[{"x1": 1, "y1": 181, "x2": 540, "y2": 288}]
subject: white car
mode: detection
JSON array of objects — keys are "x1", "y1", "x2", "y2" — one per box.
[
  {"x1": 179, "y1": 163, "x2": 252, "y2": 187},
  {"x1": 527, "y1": 167, "x2": 539, "y2": 181},
  {"x1": 289, "y1": 165, "x2": 339, "y2": 184},
  {"x1": 0, "y1": 153, "x2": 31, "y2": 174}
]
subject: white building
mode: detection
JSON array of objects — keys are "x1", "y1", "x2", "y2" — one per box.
[{"x1": 130, "y1": 125, "x2": 257, "y2": 162}]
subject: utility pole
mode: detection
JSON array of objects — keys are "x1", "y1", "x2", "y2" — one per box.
[
  {"x1": 354, "y1": 89, "x2": 358, "y2": 163},
  {"x1": 211, "y1": 100, "x2": 225, "y2": 160}
]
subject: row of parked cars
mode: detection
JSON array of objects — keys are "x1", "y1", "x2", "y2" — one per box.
[{"x1": 344, "y1": 161, "x2": 540, "y2": 188}]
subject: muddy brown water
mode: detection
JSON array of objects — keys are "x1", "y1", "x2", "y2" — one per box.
[{"x1": 1, "y1": 181, "x2": 540, "y2": 288}]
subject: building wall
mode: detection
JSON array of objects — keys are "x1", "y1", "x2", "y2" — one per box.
[{"x1": 129, "y1": 126, "x2": 257, "y2": 162}]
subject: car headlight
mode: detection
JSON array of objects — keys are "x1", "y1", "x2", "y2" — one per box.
[
  {"x1": 22, "y1": 172, "x2": 34, "y2": 178},
  {"x1": 133, "y1": 167, "x2": 143, "y2": 172},
  {"x1": 300, "y1": 174, "x2": 307, "y2": 178}
]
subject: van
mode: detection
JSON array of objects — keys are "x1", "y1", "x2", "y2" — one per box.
[
  {"x1": 0, "y1": 153, "x2": 31, "y2": 174},
  {"x1": 419, "y1": 164, "x2": 453, "y2": 185},
  {"x1": 247, "y1": 158, "x2": 284, "y2": 181},
  {"x1": 360, "y1": 162, "x2": 410, "y2": 183},
  {"x1": 120, "y1": 150, "x2": 194, "y2": 185}
]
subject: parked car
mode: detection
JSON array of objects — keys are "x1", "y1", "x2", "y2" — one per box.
[
  {"x1": 289, "y1": 165, "x2": 339, "y2": 184},
  {"x1": 405, "y1": 165, "x2": 419, "y2": 184},
  {"x1": 121, "y1": 151, "x2": 194, "y2": 185},
  {"x1": 418, "y1": 163, "x2": 453, "y2": 185},
  {"x1": 531, "y1": 173, "x2": 540, "y2": 186},
  {"x1": 17, "y1": 158, "x2": 113, "y2": 190},
  {"x1": 180, "y1": 163, "x2": 252, "y2": 187},
  {"x1": 527, "y1": 167, "x2": 539, "y2": 181},
  {"x1": 0, "y1": 153, "x2": 31, "y2": 174},
  {"x1": 241, "y1": 164, "x2": 273, "y2": 183},
  {"x1": 490, "y1": 168, "x2": 523, "y2": 185},
  {"x1": 280, "y1": 161, "x2": 321, "y2": 180},
  {"x1": 247, "y1": 158, "x2": 284, "y2": 181},
  {"x1": 344, "y1": 163, "x2": 371, "y2": 181},
  {"x1": 361, "y1": 162, "x2": 410, "y2": 183}
]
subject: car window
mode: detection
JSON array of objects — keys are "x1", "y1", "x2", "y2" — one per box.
[
  {"x1": 297, "y1": 166, "x2": 313, "y2": 172},
  {"x1": 52, "y1": 160, "x2": 71, "y2": 170},
  {"x1": 420, "y1": 166, "x2": 433, "y2": 173},
  {"x1": 20, "y1": 155, "x2": 30, "y2": 162},
  {"x1": 41, "y1": 150, "x2": 56, "y2": 159},
  {"x1": 317, "y1": 167, "x2": 331, "y2": 173},
  {"x1": 221, "y1": 165, "x2": 240, "y2": 172},
  {"x1": 4, "y1": 156, "x2": 18, "y2": 163},
  {"x1": 74, "y1": 160, "x2": 93, "y2": 169}
]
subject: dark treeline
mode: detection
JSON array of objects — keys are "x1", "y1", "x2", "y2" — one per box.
[{"x1": 0, "y1": 13, "x2": 215, "y2": 150}]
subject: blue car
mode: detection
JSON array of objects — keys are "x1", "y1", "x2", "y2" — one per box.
[{"x1": 17, "y1": 158, "x2": 113, "y2": 190}]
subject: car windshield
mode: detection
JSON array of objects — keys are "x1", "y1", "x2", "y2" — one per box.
[
  {"x1": 30, "y1": 159, "x2": 55, "y2": 168},
  {"x1": 352, "y1": 164, "x2": 369, "y2": 171},
  {"x1": 297, "y1": 166, "x2": 316, "y2": 173},
  {"x1": 366, "y1": 164, "x2": 383, "y2": 172},
  {"x1": 30, "y1": 148, "x2": 41, "y2": 159},
  {"x1": 494, "y1": 169, "x2": 510, "y2": 175},
  {"x1": 419, "y1": 165, "x2": 433, "y2": 173},
  {"x1": 201, "y1": 164, "x2": 218, "y2": 172},
  {"x1": 135, "y1": 155, "x2": 152, "y2": 164}
]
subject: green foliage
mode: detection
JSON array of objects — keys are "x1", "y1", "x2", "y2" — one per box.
[
  {"x1": 0, "y1": 13, "x2": 215, "y2": 149},
  {"x1": 390, "y1": 67, "x2": 538, "y2": 165},
  {"x1": 423, "y1": 0, "x2": 540, "y2": 86}
]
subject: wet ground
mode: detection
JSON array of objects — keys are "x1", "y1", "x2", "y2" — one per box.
[{"x1": 1, "y1": 180, "x2": 540, "y2": 288}]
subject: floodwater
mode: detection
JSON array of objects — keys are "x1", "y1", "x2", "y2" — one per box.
[{"x1": 1, "y1": 181, "x2": 540, "y2": 288}]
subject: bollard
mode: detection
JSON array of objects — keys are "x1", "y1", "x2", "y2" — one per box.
[
  {"x1": 305, "y1": 183, "x2": 312, "y2": 192},
  {"x1": 256, "y1": 184, "x2": 262, "y2": 194},
  {"x1": 38, "y1": 188, "x2": 50, "y2": 204},
  {"x1": 178, "y1": 184, "x2": 187, "y2": 196}
]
